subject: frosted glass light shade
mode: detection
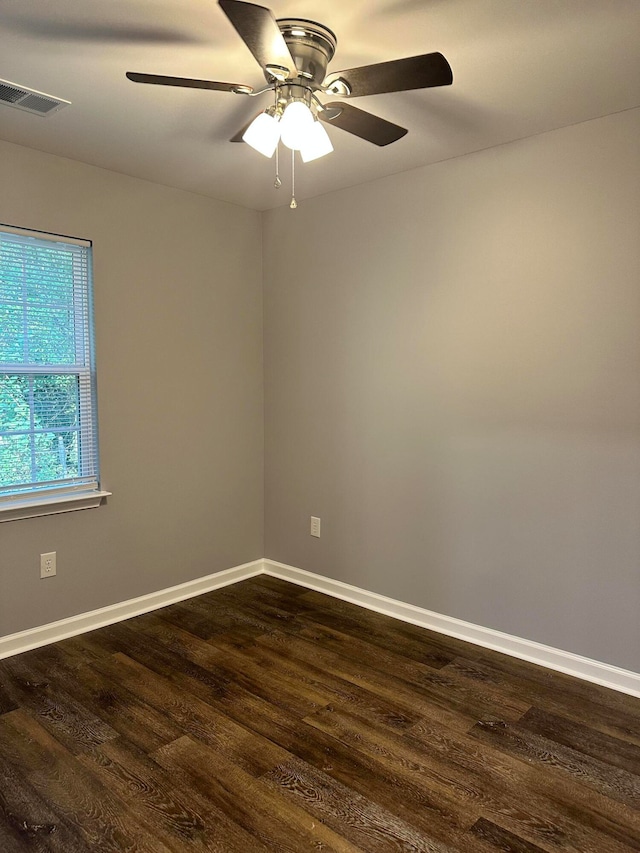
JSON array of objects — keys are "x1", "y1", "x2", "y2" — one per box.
[
  {"x1": 242, "y1": 112, "x2": 281, "y2": 158},
  {"x1": 279, "y1": 101, "x2": 314, "y2": 151},
  {"x1": 300, "y1": 120, "x2": 334, "y2": 162}
]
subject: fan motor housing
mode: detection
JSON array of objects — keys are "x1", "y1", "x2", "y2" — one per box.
[{"x1": 275, "y1": 18, "x2": 337, "y2": 87}]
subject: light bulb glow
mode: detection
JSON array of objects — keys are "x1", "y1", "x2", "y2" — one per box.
[
  {"x1": 299, "y1": 120, "x2": 333, "y2": 162},
  {"x1": 242, "y1": 112, "x2": 281, "y2": 158},
  {"x1": 279, "y1": 101, "x2": 314, "y2": 151}
]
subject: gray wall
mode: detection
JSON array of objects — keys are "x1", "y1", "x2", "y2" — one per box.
[
  {"x1": 263, "y1": 108, "x2": 640, "y2": 672},
  {"x1": 0, "y1": 140, "x2": 263, "y2": 636}
]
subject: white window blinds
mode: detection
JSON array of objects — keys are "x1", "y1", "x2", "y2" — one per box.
[{"x1": 0, "y1": 225, "x2": 100, "y2": 503}]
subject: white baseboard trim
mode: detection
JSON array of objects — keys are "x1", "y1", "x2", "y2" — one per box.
[
  {"x1": 0, "y1": 559, "x2": 263, "y2": 661},
  {"x1": 2, "y1": 556, "x2": 638, "y2": 699},
  {"x1": 264, "y1": 559, "x2": 640, "y2": 699}
]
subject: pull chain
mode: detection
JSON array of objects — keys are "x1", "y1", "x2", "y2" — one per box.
[
  {"x1": 273, "y1": 86, "x2": 282, "y2": 190},
  {"x1": 274, "y1": 142, "x2": 282, "y2": 189},
  {"x1": 290, "y1": 148, "x2": 297, "y2": 209}
]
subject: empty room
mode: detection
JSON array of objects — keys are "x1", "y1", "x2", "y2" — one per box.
[{"x1": 0, "y1": 0, "x2": 639, "y2": 850}]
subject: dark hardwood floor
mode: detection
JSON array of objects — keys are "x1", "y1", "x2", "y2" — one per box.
[{"x1": 0, "y1": 575, "x2": 639, "y2": 852}]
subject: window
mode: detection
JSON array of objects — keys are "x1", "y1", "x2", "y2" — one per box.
[{"x1": 0, "y1": 224, "x2": 109, "y2": 521}]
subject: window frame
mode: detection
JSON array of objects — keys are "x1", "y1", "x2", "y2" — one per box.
[{"x1": 0, "y1": 223, "x2": 110, "y2": 522}]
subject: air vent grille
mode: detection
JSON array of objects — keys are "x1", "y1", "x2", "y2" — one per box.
[
  {"x1": 0, "y1": 84, "x2": 25, "y2": 104},
  {"x1": 0, "y1": 79, "x2": 70, "y2": 116}
]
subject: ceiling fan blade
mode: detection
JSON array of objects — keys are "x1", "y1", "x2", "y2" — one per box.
[
  {"x1": 219, "y1": 0, "x2": 296, "y2": 77},
  {"x1": 1, "y1": 10, "x2": 205, "y2": 45},
  {"x1": 319, "y1": 102, "x2": 407, "y2": 146},
  {"x1": 324, "y1": 53, "x2": 452, "y2": 97},
  {"x1": 126, "y1": 72, "x2": 253, "y2": 93}
]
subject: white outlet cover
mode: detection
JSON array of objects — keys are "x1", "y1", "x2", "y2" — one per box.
[{"x1": 40, "y1": 551, "x2": 57, "y2": 578}]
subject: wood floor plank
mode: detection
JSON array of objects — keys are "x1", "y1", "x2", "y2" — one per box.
[
  {"x1": 138, "y1": 656, "x2": 492, "y2": 852},
  {"x1": 0, "y1": 749, "x2": 85, "y2": 853},
  {"x1": 0, "y1": 655, "x2": 120, "y2": 755},
  {"x1": 303, "y1": 703, "x2": 601, "y2": 853},
  {"x1": 208, "y1": 628, "x2": 425, "y2": 731},
  {"x1": 105, "y1": 637, "x2": 490, "y2": 850},
  {"x1": 157, "y1": 585, "x2": 309, "y2": 641},
  {"x1": 15, "y1": 643, "x2": 182, "y2": 755},
  {"x1": 519, "y1": 706, "x2": 640, "y2": 776},
  {"x1": 444, "y1": 657, "x2": 640, "y2": 746},
  {"x1": 255, "y1": 628, "x2": 531, "y2": 723},
  {"x1": 90, "y1": 651, "x2": 292, "y2": 777},
  {"x1": 78, "y1": 738, "x2": 264, "y2": 852},
  {"x1": 0, "y1": 821, "x2": 24, "y2": 853},
  {"x1": 406, "y1": 714, "x2": 638, "y2": 853},
  {"x1": 470, "y1": 718, "x2": 640, "y2": 850},
  {"x1": 471, "y1": 717, "x2": 640, "y2": 810},
  {"x1": 299, "y1": 589, "x2": 638, "y2": 720},
  {"x1": 136, "y1": 612, "x2": 335, "y2": 716},
  {"x1": 262, "y1": 755, "x2": 457, "y2": 852},
  {"x1": 297, "y1": 618, "x2": 451, "y2": 682},
  {"x1": 191, "y1": 586, "x2": 314, "y2": 643},
  {"x1": 0, "y1": 681, "x2": 18, "y2": 716},
  {"x1": 0, "y1": 709, "x2": 174, "y2": 852},
  {"x1": 470, "y1": 817, "x2": 549, "y2": 852},
  {"x1": 298, "y1": 590, "x2": 457, "y2": 669},
  {"x1": 294, "y1": 617, "x2": 518, "y2": 730},
  {"x1": 153, "y1": 734, "x2": 364, "y2": 853},
  {"x1": 96, "y1": 617, "x2": 328, "y2": 720},
  {"x1": 0, "y1": 575, "x2": 638, "y2": 853}
]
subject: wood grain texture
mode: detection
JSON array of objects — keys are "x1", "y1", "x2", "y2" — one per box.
[{"x1": 0, "y1": 575, "x2": 638, "y2": 852}]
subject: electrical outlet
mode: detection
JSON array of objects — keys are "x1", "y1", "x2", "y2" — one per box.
[
  {"x1": 310, "y1": 516, "x2": 321, "y2": 538},
  {"x1": 40, "y1": 552, "x2": 57, "y2": 578}
]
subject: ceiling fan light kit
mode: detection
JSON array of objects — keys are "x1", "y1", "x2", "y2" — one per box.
[
  {"x1": 242, "y1": 90, "x2": 335, "y2": 161},
  {"x1": 242, "y1": 109, "x2": 280, "y2": 156},
  {"x1": 279, "y1": 100, "x2": 314, "y2": 150},
  {"x1": 126, "y1": 0, "x2": 453, "y2": 207},
  {"x1": 299, "y1": 121, "x2": 333, "y2": 163}
]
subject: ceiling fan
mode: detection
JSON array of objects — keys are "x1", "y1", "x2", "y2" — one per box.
[{"x1": 127, "y1": 0, "x2": 452, "y2": 201}]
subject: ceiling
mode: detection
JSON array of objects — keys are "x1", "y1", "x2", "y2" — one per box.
[{"x1": 1, "y1": 0, "x2": 639, "y2": 211}]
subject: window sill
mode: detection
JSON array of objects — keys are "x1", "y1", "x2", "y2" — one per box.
[{"x1": 0, "y1": 490, "x2": 111, "y2": 523}]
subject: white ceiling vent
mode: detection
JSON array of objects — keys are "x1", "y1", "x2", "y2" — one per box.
[{"x1": 0, "y1": 79, "x2": 70, "y2": 117}]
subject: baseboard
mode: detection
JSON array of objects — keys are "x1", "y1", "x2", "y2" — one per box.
[
  {"x1": 3, "y1": 556, "x2": 638, "y2": 699},
  {"x1": 264, "y1": 559, "x2": 640, "y2": 699},
  {"x1": 0, "y1": 559, "x2": 263, "y2": 661}
]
